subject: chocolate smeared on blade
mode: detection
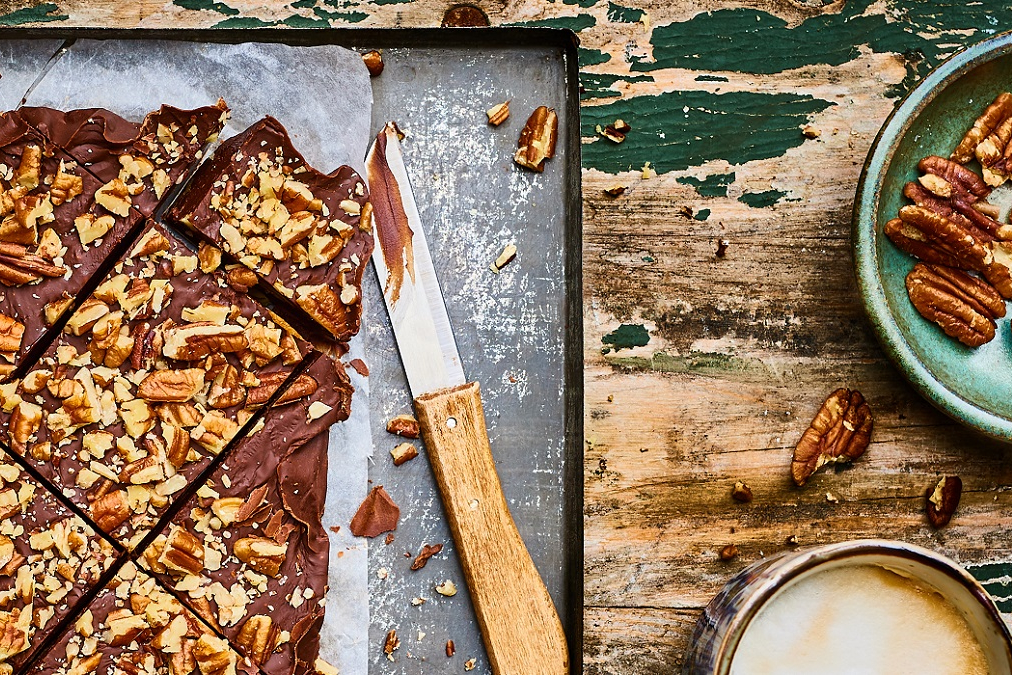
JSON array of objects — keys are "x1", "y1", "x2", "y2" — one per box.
[{"x1": 366, "y1": 122, "x2": 416, "y2": 307}]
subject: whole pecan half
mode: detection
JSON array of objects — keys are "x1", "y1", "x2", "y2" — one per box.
[
  {"x1": 906, "y1": 263, "x2": 1006, "y2": 347},
  {"x1": 952, "y1": 92, "x2": 1012, "y2": 164},
  {"x1": 791, "y1": 389, "x2": 872, "y2": 486},
  {"x1": 926, "y1": 475, "x2": 962, "y2": 528}
]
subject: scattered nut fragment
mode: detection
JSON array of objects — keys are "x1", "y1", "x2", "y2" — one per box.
[
  {"x1": 410, "y1": 597, "x2": 426, "y2": 606},
  {"x1": 435, "y1": 580, "x2": 457, "y2": 597},
  {"x1": 802, "y1": 124, "x2": 821, "y2": 138},
  {"x1": 442, "y1": 4, "x2": 490, "y2": 27},
  {"x1": 641, "y1": 161, "x2": 656, "y2": 179},
  {"x1": 377, "y1": 567, "x2": 389, "y2": 580},
  {"x1": 927, "y1": 476, "x2": 962, "y2": 528},
  {"x1": 383, "y1": 629, "x2": 400, "y2": 661},
  {"x1": 514, "y1": 106, "x2": 558, "y2": 172},
  {"x1": 446, "y1": 640, "x2": 455, "y2": 657},
  {"x1": 785, "y1": 535, "x2": 799, "y2": 546},
  {"x1": 791, "y1": 388, "x2": 873, "y2": 486},
  {"x1": 731, "y1": 481, "x2": 753, "y2": 503},
  {"x1": 362, "y1": 50, "x2": 384, "y2": 77},
  {"x1": 716, "y1": 239, "x2": 729, "y2": 258},
  {"x1": 598, "y1": 119, "x2": 631, "y2": 143},
  {"x1": 486, "y1": 101, "x2": 510, "y2": 126},
  {"x1": 465, "y1": 657, "x2": 477, "y2": 671},
  {"x1": 489, "y1": 243, "x2": 517, "y2": 274},
  {"x1": 719, "y1": 544, "x2": 739, "y2": 561},
  {"x1": 390, "y1": 443, "x2": 419, "y2": 466},
  {"x1": 386, "y1": 414, "x2": 420, "y2": 438},
  {"x1": 825, "y1": 491, "x2": 839, "y2": 504},
  {"x1": 603, "y1": 186, "x2": 627, "y2": 198},
  {"x1": 410, "y1": 543, "x2": 444, "y2": 571}
]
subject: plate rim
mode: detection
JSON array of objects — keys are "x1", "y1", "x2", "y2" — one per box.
[{"x1": 853, "y1": 29, "x2": 1012, "y2": 442}]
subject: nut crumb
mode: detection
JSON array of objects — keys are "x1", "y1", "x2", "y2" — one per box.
[
  {"x1": 486, "y1": 101, "x2": 510, "y2": 126},
  {"x1": 411, "y1": 543, "x2": 444, "y2": 570},
  {"x1": 825, "y1": 491, "x2": 839, "y2": 504},
  {"x1": 465, "y1": 658, "x2": 477, "y2": 671},
  {"x1": 785, "y1": 535, "x2": 799, "y2": 546},
  {"x1": 716, "y1": 239, "x2": 729, "y2": 257},
  {"x1": 411, "y1": 597, "x2": 426, "y2": 606},
  {"x1": 731, "y1": 481, "x2": 753, "y2": 503},
  {"x1": 603, "y1": 186, "x2": 627, "y2": 198},
  {"x1": 598, "y1": 118, "x2": 631, "y2": 143},
  {"x1": 719, "y1": 544, "x2": 739, "y2": 561},
  {"x1": 927, "y1": 475, "x2": 962, "y2": 528},
  {"x1": 446, "y1": 640, "x2": 455, "y2": 657},
  {"x1": 377, "y1": 567, "x2": 389, "y2": 580},
  {"x1": 802, "y1": 124, "x2": 821, "y2": 138},
  {"x1": 435, "y1": 580, "x2": 458, "y2": 597},
  {"x1": 383, "y1": 629, "x2": 400, "y2": 661},
  {"x1": 385, "y1": 533, "x2": 395, "y2": 545},
  {"x1": 362, "y1": 50, "x2": 384, "y2": 77},
  {"x1": 386, "y1": 414, "x2": 420, "y2": 438},
  {"x1": 490, "y1": 243, "x2": 517, "y2": 273},
  {"x1": 641, "y1": 161, "x2": 656, "y2": 179},
  {"x1": 391, "y1": 442, "x2": 419, "y2": 466}
]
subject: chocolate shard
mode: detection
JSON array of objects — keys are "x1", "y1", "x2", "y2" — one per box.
[{"x1": 350, "y1": 486, "x2": 400, "y2": 538}]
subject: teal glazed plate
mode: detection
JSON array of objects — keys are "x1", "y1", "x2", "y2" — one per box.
[{"x1": 854, "y1": 30, "x2": 1012, "y2": 441}]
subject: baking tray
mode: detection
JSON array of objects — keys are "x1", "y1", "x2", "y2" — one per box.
[{"x1": 0, "y1": 26, "x2": 582, "y2": 675}]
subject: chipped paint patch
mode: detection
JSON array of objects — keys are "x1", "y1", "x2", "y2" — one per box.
[
  {"x1": 173, "y1": 0, "x2": 239, "y2": 15},
  {"x1": 602, "y1": 324, "x2": 650, "y2": 353},
  {"x1": 606, "y1": 351, "x2": 774, "y2": 378},
  {"x1": 739, "y1": 189, "x2": 786, "y2": 208},
  {"x1": 0, "y1": 2, "x2": 65, "y2": 24},
  {"x1": 678, "y1": 172, "x2": 735, "y2": 197}
]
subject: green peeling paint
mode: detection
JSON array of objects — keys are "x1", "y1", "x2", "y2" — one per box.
[
  {"x1": 694, "y1": 74, "x2": 728, "y2": 83},
  {"x1": 739, "y1": 189, "x2": 786, "y2": 208},
  {"x1": 580, "y1": 72, "x2": 653, "y2": 101},
  {"x1": 581, "y1": 90, "x2": 832, "y2": 175},
  {"x1": 370, "y1": 0, "x2": 415, "y2": 4},
  {"x1": 507, "y1": 15, "x2": 596, "y2": 32},
  {"x1": 607, "y1": 351, "x2": 774, "y2": 378},
  {"x1": 633, "y1": 2, "x2": 1012, "y2": 97},
  {"x1": 213, "y1": 16, "x2": 272, "y2": 28},
  {"x1": 563, "y1": 0, "x2": 600, "y2": 7},
  {"x1": 579, "y1": 48, "x2": 611, "y2": 68},
  {"x1": 607, "y1": 2, "x2": 643, "y2": 24},
  {"x1": 311, "y1": 7, "x2": 366, "y2": 22},
  {"x1": 693, "y1": 208, "x2": 710, "y2": 221},
  {"x1": 678, "y1": 172, "x2": 735, "y2": 197},
  {"x1": 290, "y1": 0, "x2": 315, "y2": 7},
  {"x1": 968, "y1": 561, "x2": 1012, "y2": 613},
  {"x1": 174, "y1": 0, "x2": 239, "y2": 15},
  {"x1": 0, "y1": 2, "x2": 66, "y2": 24},
  {"x1": 601, "y1": 324, "x2": 650, "y2": 353}
]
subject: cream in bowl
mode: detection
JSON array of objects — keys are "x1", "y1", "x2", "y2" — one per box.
[{"x1": 683, "y1": 540, "x2": 1012, "y2": 675}]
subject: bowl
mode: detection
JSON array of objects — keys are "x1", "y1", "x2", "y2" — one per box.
[
  {"x1": 682, "y1": 539, "x2": 1012, "y2": 675},
  {"x1": 853, "y1": 30, "x2": 1012, "y2": 440}
]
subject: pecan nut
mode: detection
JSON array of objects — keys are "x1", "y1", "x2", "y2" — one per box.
[
  {"x1": 791, "y1": 389, "x2": 873, "y2": 486},
  {"x1": 194, "y1": 633, "x2": 237, "y2": 675},
  {"x1": 0, "y1": 314, "x2": 24, "y2": 356},
  {"x1": 514, "y1": 105, "x2": 558, "y2": 172},
  {"x1": 159, "y1": 527, "x2": 205, "y2": 576},
  {"x1": 162, "y1": 322, "x2": 247, "y2": 361},
  {"x1": 906, "y1": 263, "x2": 1006, "y2": 347},
  {"x1": 246, "y1": 371, "x2": 318, "y2": 407},
  {"x1": 926, "y1": 475, "x2": 962, "y2": 528},
  {"x1": 952, "y1": 92, "x2": 1012, "y2": 164},
  {"x1": 137, "y1": 368, "x2": 206, "y2": 402},
  {"x1": 233, "y1": 536, "x2": 286, "y2": 577},
  {"x1": 91, "y1": 490, "x2": 131, "y2": 532},
  {"x1": 236, "y1": 615, "x2": 280, "y2": 664},
  {"x1": 386, "y1": 414, "x2": 420, "y2": 439}
]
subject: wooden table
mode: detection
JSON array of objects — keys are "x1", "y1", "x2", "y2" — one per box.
[{"x1": 23, "y1": 1, "x2": 1012, "y2": 672}]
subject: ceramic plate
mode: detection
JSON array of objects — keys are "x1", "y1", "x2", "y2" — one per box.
[{"x1": 854, "y1": 30, "x2": 1012, "y2": 441}]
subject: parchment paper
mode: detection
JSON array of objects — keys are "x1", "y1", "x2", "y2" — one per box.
[{"x1": 22, "y1": 40, "x2": 374, "y2": 674}]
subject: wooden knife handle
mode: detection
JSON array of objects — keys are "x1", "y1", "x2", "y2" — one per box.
[{"x1": 415, "y1": 381, "x2": 569, "y2": 675}]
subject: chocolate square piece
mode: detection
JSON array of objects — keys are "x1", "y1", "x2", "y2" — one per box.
[
  {"x1": 20, "y1": 102, "x2": 230, "y2": 218},
  {"x1": 0, "y1": 111, "x2": 139, "y2": 376},
  {"x1": 143, "y1": 354, "x2": 351, "y2": 675},
  {"x1": 167, "y1": 116, "x2": 373, "y2": 342},
  {"x1": 0, "y1": 221, "x2": 322, "y2": 549},
  {"x1": 0, "y1": 447, "x2": 118, "y2": 672},
  {"x1": 25, "y1": 562, "x2": 257, "y2": 675}
]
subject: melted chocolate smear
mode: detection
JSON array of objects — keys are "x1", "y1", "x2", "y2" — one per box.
[{"x1": 367, "y1": 126, "x2": 415, "y2": 306}]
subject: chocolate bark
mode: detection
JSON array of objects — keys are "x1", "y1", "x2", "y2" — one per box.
[
  {"x1": 0, "y1": 110, "x2": 140, "y2": 377},
  {"x1": 144, "y1": 353, "x2": 351, "y2": 675},
  {"x1": 26, "y1": 562, "x2": 257, "y2": 675},
  {"x1": 0, "y1": 221, "x2": 323, "y2": 549},
  {"x1": 20, "y1": 102, "x2": 230, "y2": 218},
  {"x1": 167, "y1": 116, "x2": 373, "y2": 342},
  {"x1": 0, "y1": 447, "x2": 118, "y2": 672}
]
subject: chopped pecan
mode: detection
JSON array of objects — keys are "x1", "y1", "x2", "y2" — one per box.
[
  {"x1": 14, "y1": 145, "x2": 40, "y2": 190},
  {"x1": 791, "y1": 389, "x2": 873, "y2": 486},
  {"x1": 362, "y1": 50, "x2": 384, "y2": 77},
  {"x1": 236, "y1": 615, "x2": 280, "y2": 664},
  {"x1": 91, "y1": 490, "x2": 131, "y2": 531},
  {"x1": 194, "y1": 633, "x2": 237, "y2": 675},
  {"x1": 906, "y1": 264, "x2": 1005, "y2": 347},
  {"x1": 514, "y1": 106, "x2": 558, "y2": 172},
  {"x1": 952, "y1": 92, "x2": 1012, "y2": 164},
  {"x1": 486, "y1": 101, "x2": 509, "y2": 126},
  {"x1": 226, "y1": 266, "x2": 258, "y2": 292},
  {"x1": 410, "y1": 543, "x2": 443, "y2": 571},
  {"x1": 159, "y1": 527, "x2": 205, "y2": 576},
  {"x1": 8, "y1": 401, "x2": 41, "y2": 453},
  {"x1": 137, "y1": 368, "x2": 206, "y2": 402},
  {"x1": 386, "y1": 414, "x2": 420, "y2": 438},
  {"x1": 246, "y1": 371, "x2": 318, "y2": 406},
  {"x1": 927, "y1": 475, "x2": 962, "y2": 528},
  {"x1": 207, "y1": 364, "x2": 245, "y2": 409},
  {"x1": 233, "y1": 536, "x2": 286, "y2": 577},
  {"x1": 390, "y1": 443, "x2": 418, "y2": 466},
  {"x1": 162, "y1": 322, "x2": 246, "y2": 361},
  {"x1": 0, "y1": 314, "x2": 24, "y2": 356}
]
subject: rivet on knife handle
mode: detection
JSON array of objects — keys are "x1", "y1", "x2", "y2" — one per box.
[{"x1": 415, "y1": 382, "x2": 569, "y2": 675}]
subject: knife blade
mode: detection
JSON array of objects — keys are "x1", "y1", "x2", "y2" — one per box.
[{"x1": 366, "y1": 122, "x2": 569, "y2": 675}]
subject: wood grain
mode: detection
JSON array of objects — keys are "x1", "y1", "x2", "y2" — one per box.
[
  {"x1": 26, "y1": 0, "x2": 1012, "y2": 671},
  {"x1": 416, "y1": 382, "x2": 569, "y2": 675}
]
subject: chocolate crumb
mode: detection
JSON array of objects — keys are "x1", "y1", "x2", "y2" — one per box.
[
  {"x1": 716, "y1": 239, "x2": 729, "y2": 257},
  {"x1": 350, "y1": 486, "x2": 400, "y2": 537},
  {"x1": 719, "y1": 544, "x2": 739, "y2": 561},
  {"x1": 385, "y1": 533, "x2": 395, "y2": 545},
  {"x1": 349, "y1": 358, "x2": 369, "y2": 377}
]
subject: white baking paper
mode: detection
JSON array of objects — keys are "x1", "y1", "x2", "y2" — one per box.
[
  {"x1": 23, "y1": 40, "x2": 374, "y2": 675},
  {"x1": 0, "y1": 39, "x2": 64, "y2": 110}
]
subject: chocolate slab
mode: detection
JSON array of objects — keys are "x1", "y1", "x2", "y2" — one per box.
[
  {"x1": 26, "y1": 562, "x2": 258, "y2": 675},
  {"x1": 167, "y1": 116, "x2": 373, "y2": 342},
  {"x1": 144, "y1": 353, "x2": 351, "y2": 675},
  {"x1": 0, "y1": 110, "x2": 141, "y2": 377},
  {"x1": 0, "y1": 447, "x2": 118, "y2": 672},
  {"x1": 20, "y1": 102, "x2": 230, "y2": 218},
  {"x1": 0, "y1": 220, "x2": 322, "y2": 550}
]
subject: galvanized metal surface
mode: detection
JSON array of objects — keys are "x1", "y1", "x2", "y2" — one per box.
[{"x1": 363, "y1": 37, "x2": 582, "y2": 675}]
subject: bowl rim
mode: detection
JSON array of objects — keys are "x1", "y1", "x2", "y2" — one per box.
[
  {"x1": 853, "y1": 29, "x2": 1012, "y2": 441},
  {"x1": 715, "y1": 539, "x2": 1012, "y2": 674}
]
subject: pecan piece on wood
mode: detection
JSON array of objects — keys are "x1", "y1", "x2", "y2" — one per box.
[
  {"x1": 906, "y1": 263, "x2": 1005, "y2": 347},
  {"x1": 926, "y1": 476, "x2": 962, "y2": 528},
  {"x1": 952, "y1": 92, "x2": 1012, "y2": 164},
  {"x1": 791, "y1": 389, "x2": 872, "y2": 486}
]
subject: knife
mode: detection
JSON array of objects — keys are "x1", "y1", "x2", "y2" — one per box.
[{"x1": 366, "y1": 122, "x2": 569, "y2": 675}]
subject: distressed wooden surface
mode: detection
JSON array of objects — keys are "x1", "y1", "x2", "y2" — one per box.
[{"x1": 12, "y1": 0, "x2": 1012, "y2": 672}]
